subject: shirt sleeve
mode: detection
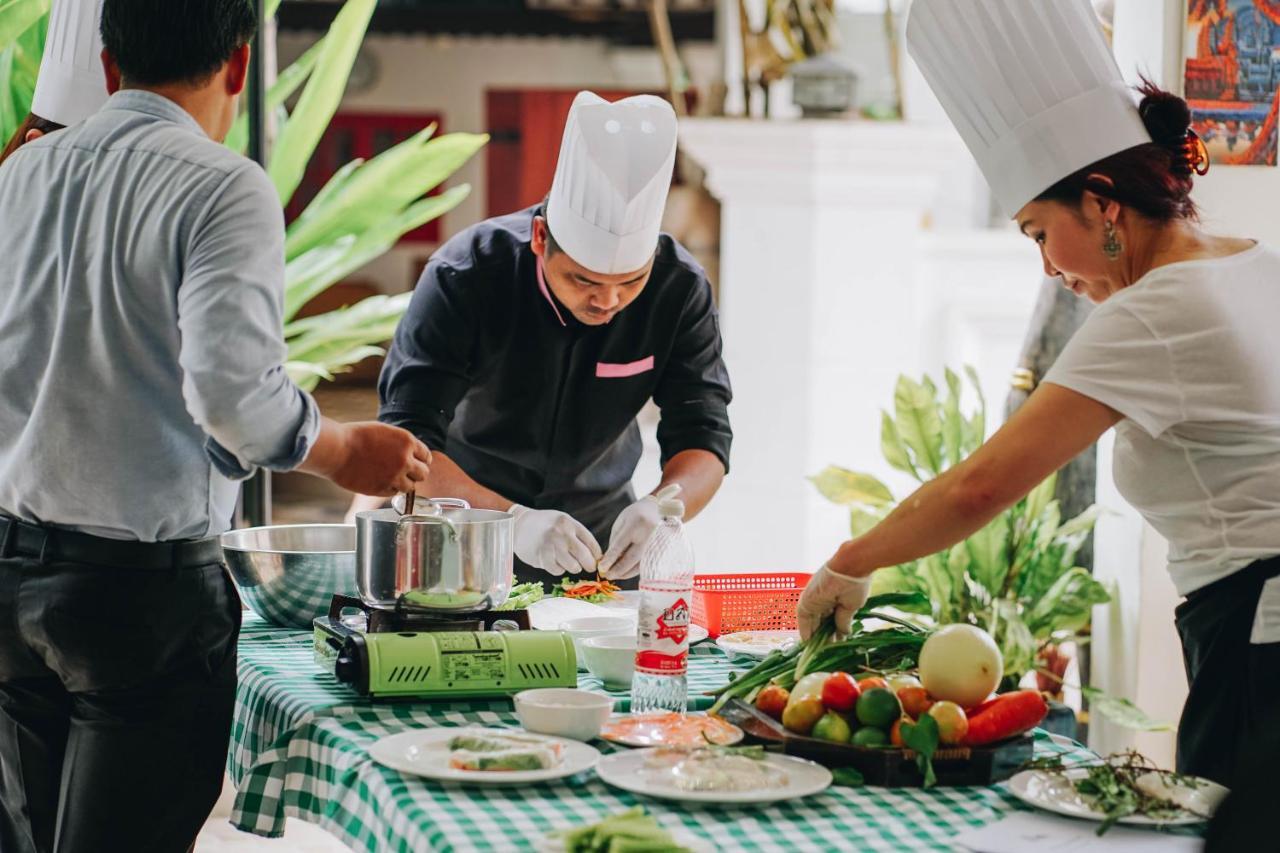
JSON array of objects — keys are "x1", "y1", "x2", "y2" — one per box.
[
  {"x1": 653, "y1": 275, "x2": 733, "y2": 471},
  {"x1": 1042, "y1": 302, "x2": 1183, "y2": 438},
  {"x1": 377, "y1": 261, "x2": 475, "y2": 449},
  {"x1": 177, "y1": 163, "x2": 320, "y2": 481}
]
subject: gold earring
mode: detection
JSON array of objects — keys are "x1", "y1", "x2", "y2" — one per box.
[{"x1": 1102, "y1": 220, "x2": 1122, "y2": 260}]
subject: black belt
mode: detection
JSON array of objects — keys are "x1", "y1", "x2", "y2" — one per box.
[{"x1": 0, "y1": 516, "x2": 223, "y2": 571}]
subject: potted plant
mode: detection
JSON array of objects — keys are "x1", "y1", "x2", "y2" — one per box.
[
  {"x1": 812, "y1": 368, "x2": 1161, "y2": 733},
  {"x1": 2, "y1": 0, "x2": 487, "y2": 389}
]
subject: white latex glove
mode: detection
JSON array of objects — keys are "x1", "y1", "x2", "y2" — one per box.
[
  {"x1": 598, "y1": 485, "x2": 682, "y2": 580},
  {"x1": 796, "y1": 563, "x2": 872, "y2": 641},
  {"x1": 509, "y1": 505, "x2": 602, "y2": 577}
]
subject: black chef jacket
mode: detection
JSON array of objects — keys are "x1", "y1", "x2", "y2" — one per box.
[{"x1": 378, "y1": 205, "x2": 733, "y2": 566}]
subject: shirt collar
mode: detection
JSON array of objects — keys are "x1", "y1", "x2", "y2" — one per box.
[{"x1": 102, "y1": 90, "x2": 207, "y2": 138}]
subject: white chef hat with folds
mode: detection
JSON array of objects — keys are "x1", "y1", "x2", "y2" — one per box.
[
  {"x1": 546, "y1": 91, "x2": 678, "y2": 275},
  {"x1": 905, "y1": 0, "x2": 1151, "y2": 217},
  {"x1": 31, "y1": 0, "x2": 108, "y2": 128}
]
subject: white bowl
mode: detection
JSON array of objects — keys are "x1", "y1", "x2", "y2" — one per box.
[
  {"x1": 581, "y1": 634, "x2": 637, "y2": 689},
  {"x1": 557, "y1": 616, "x2": 634, "y2": 670},
  {"x1": 513, "y1": 688, "x2": 615, "y2": 741}
]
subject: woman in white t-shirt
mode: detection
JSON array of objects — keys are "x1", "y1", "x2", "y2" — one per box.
[{"x1": 796, "y1": 16, "x2": 1279, "y2": 787}]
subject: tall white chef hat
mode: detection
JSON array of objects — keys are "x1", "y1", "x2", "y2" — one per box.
[
  {"x1": 546, "y1": 91, "x2": 678, "y2": 275},
  {"x1": 31, "y1": 0, "x2": 108, "y2": 128},
  {"x1": 906, "y1": 0, "x2": 1151, "y2": 217}
]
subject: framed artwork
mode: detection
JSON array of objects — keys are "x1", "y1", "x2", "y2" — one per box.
[{"x1": 1185, "y1": 0, "x2": 1280, "y2": 165}]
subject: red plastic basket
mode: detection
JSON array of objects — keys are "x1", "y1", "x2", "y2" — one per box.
[{"x1": 691, "y1": 573, "x2": 812, "y2": 638}]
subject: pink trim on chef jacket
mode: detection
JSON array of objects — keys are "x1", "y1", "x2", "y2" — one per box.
[
  {"x1": 596, "y1": 356, "x2": 654, "y2": 378},
  {"x1": 535, "y1": 257, "x2": 567, "y2": 327}
]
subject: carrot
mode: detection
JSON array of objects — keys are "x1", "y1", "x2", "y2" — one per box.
[{"x1": 962, "y1": 690, "x2": 1049, "y2": 746}]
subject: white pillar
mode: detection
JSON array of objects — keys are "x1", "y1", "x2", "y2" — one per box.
[{"x1": 678, "y1": 118, "x2": 968, "y2": 573}]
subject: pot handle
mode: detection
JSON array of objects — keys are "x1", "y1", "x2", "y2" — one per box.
[{"x1": 392, "y1": 494, "x2": 471, "y2": 514}]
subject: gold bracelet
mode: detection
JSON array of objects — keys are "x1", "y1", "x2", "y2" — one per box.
[{"x1": 1011, "y1": 368, "x2": 1036, "y2": 392}]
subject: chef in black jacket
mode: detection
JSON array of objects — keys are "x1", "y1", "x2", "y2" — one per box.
[{"x1": 352, "y1": 92, "x2": 732, "y2": 585}]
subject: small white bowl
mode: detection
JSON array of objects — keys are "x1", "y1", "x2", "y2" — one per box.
[
  {"x1": 581, "y1": 634, "x2": 637, "y2": 689},
  {"x1": 513, "y1": 688, "x2": 614, "y2": 741},
  {"x1": 557, "y1": 616, "x2": 634, "y2": 670}
]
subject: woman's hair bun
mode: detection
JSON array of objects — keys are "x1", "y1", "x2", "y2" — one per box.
[{"x1": 1136, "y1": 78, "x2": 1192, "y2": 148}]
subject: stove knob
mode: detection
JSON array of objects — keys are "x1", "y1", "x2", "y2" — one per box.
[{"x1": 334, "y1": 649, "x2": 357, "y2": 683}]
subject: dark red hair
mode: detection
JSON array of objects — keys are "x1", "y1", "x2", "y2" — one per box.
[{"x1": 1035, "y1": 80, "x2": 1200, "y2": 222}]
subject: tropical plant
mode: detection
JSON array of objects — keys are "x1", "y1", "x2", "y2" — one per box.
[
  {"x1": 3, "y1": 0, "x2": 487, "y2": 390},
  {"x1": 810, "y1": 367, "x2": 1112, "y2": 687},
  {"x1": 0, "y1": 0, "x2": 48, "y2": 145}
]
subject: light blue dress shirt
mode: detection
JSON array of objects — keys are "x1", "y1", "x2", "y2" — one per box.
[{"x1": 0, "y1": 90, "x2": 319, "y2": 541}]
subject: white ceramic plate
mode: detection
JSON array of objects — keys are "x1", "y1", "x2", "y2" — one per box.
[
  {"x1": 534, "y1": 824, "x2": 714, "y2": 853},
  {"x1": 596, "y1": 748, "x2": 832, "y2": 805},
  {"x1": 1007, "y1": 768, "x2": 1227, "y2": 827},
  {"x1": 530, "y1": 596, "x2": 709, "y2": 643},
  {"x1": 715, "y1": 630, "x2": 799, "y2": 660},
  {"x1": 368, "y1": 726, "x2": 600, "y2": 785},
  {"x1": 600, "y1": 712, "x2": 744, "y2": 748}
]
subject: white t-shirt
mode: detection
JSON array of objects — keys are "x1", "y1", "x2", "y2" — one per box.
[{"x1": 1044, "y1": 242, "x2": 1280, "y2": 595}]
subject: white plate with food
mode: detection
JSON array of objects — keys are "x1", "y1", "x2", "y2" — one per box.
[
  {"x1": 368, "y1": 726, "x2": 600, "y2": 785},
  {"x1": 715, "y1": 630, "x2": 799, "y2": 660},
  {"x1": 1007, "y1": 767, "x2": 1228, "y2": 827},
  {"x1": 596, "y1": 746, "x2": 832, "y2": 805},
  {"x1": 600, "y1": 712, "x2": 743, "y2": 748}
]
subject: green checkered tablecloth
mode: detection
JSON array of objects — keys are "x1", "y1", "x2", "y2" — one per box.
[{"x1": 226, "y1": 614, "x2": 1105, "y2": 851}]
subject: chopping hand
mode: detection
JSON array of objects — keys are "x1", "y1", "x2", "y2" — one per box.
[
  {"x1": 796, "y1": 563, "x2": 871, "y2": 641},
  {"x1": 598, "y1": 485, "x2": 681, "y2": 580},
  {"x1": 509, "y1": 505, "x2": 601, "y2": 576}
]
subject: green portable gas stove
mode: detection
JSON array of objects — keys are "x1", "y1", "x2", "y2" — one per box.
[{"x1": 314, "y1": 595, "x2": 577, "y2": 699}]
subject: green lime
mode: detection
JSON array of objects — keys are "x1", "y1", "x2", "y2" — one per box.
[
  {"x1": 855, "y1": 687, "x2": 902, "y2": 729},
  {"x1": 810, "y1": 711, "x2": 852, "y2": 744},
  {"x1": 851, "y1": 726, "x2": 888, "y2": 747}
]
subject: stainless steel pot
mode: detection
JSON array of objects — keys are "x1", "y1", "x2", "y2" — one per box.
[{"x1": 355, "y1": 498, "x2": 513, "y2": 611}]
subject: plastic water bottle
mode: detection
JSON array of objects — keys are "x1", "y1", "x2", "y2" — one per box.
[{"x1": 631, "y1": 486, "x2": 694, "y2": 714}]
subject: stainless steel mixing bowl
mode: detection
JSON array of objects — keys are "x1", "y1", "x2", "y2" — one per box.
[{"x1": 220, "y1": 524, "x2": 356, "y2": 629}]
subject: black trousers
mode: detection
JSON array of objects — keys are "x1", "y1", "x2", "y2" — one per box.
[
  {"x1": 1174, "y1": 554, "x2": 1280, "y2": 789},
  {"x1": 0, "y1": 541, "x2": 240, "y2": 853}
]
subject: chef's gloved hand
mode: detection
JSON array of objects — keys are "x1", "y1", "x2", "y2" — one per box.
[
  {"x1": 598, "y1": 485, "x2": 682, "y2": 580},
  {"x1": 510, "y1": 505, "x2": 602, "y2": 577},
  {"x1": 796, "y1": 563, "x2": 872, "y2": 641}
]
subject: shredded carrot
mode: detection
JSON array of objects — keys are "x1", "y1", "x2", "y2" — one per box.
[{"x1": 561, "y1": 579, "x2": 620, "y2": 599}]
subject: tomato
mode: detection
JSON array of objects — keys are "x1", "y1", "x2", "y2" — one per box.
[
  {"x1": 897, "y1": 686, "x2": 935, "y2": 720},
  {"x1": 821, "y1": 672, "x2": 861, "y2": 713},
  {"x1": 889, "y1": 717, "x2": 908, "y2": 747},
  {"x1": 781, "y1": 697, "x2": 825, "y2": 735},
  {"x1": 927, "y1": 701, "x2": 970, "y2": 745},
  {"x1": 857, "y1": 676, "x2": 888, "y2": 692},
  {"x1": 811, "y1": 710, "x2": 853, "y2": 744},
  {"x1": 885, "y1": 673, "x2": 922, "y2": 694},
  {"x1": 755, "y1": 685, "x2": 790, "y2": 721}
]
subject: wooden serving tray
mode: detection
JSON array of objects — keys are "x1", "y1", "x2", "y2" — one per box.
[{"x1": 717, "y1": 698, "x2": 1033, "y2": 788}]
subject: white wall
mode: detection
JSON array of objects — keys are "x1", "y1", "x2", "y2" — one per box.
[{"x1": 277, "y1": 30, "x2": 720, "y2": 294}]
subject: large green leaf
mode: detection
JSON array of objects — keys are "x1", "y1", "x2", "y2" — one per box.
[
  {"x1": 942, "y1": 367, "x2": 964, "y2": 467},
  {"x1": 1081, "y1": 687, "x2": 1172, "y2": 731},
  {"x1": 1025, "y1": 567, "x2": 1111, "y2": 637},
  {"x1": 989, "y1": 599, "x2": 1035, "y2": 682},
  {"x1": 893, "y1": 376, "x2": 944, "y2": 476},
  {"x1": 918, "y1": 553, "x2": 953, "y2": 620},
  {"x1": 963, "y1": 364, "x2": 986, "y2": 449},
  {"x1": 1021, "y1": 474, "x2": 1057, "y2": 534},
  {"x1": 868, "y1": 564, "x2": 932, "y2": 614},
  {"x1": 284, "y1": 184, "x2": 470, "y2": 321},
  {"x1": 0, "y1": 0, "x2": 47, "y2": 48},
  {"x1": 965, "y1": 512, "x2": 1010, "y2": 597},
  {"x1": 225, "y1": 35, "x2": 326, "y2": 155},
  {"x1": 267, "y1": 0, "x2": 375, "y2": 204},
  {"x1": 809, "y1": 465, "x2": 894, "y2": 508},
  {"x1": 849, "y1": 508, "x2": 881, "y2": 538},
  {"x1": 285, "y1": 130, "x2": 485, "y2": 259},
  {"x1": 880, "y1": 410, "x2": 919, "y2": 480}
]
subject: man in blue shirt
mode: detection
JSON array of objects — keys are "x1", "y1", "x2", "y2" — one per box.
[{"x1": 0, "y1": 2, "x2": 430, "y2": 850}]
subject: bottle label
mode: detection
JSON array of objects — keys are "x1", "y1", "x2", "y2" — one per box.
[{"x1": 636, "y1": 582, "x2": 691, "y2": 675}]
